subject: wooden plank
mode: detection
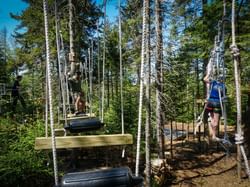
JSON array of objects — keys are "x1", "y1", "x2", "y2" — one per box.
[
  {"x1": 60, "y1": 113, "x2": 96, "y2": 122},
  {"x1": 35, "y1": 134, "x2": 133, "y2": 150},
  {"x1": 54, "y1": 128, "x2": 66, "y2": 136}
]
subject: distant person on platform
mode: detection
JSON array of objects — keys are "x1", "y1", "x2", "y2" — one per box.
[
  {"x1": 69, "y1": 71, "x2": 86, "y2": 115},
  {"x1": 12, "y1": 75, "x2": 26, "y2": 113}
]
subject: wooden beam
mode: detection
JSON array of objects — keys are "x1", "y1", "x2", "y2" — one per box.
[
  {"x1": 60, "y1": 113, "x2": 96, "y2": 122},
  {"x1": 35, "y1": 134, "x2": 133, "y2": 150}
]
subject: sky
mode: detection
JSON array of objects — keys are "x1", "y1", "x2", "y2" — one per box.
[
  {"x1": 0, "y1": 0, "x2": 28, "y2": 39},
  {"x1": 0, "y1": 0, "x2": 120, "y2": 41}
]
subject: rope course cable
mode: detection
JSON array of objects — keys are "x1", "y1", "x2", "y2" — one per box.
[{"x1": 43, "y1": 0, "x2": 58, "y2": 185}]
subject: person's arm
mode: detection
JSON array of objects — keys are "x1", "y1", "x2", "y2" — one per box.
[{"x1": 203, "y1": 74, "x2": 210, "y2": 83}]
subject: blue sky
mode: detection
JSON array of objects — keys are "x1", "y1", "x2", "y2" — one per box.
[
  {"x1": 0, "y1": 0, "x2": 28, "y2": 39},
  {"x1": 0, "y1": 0, "x2": 120, "y2": 41}
]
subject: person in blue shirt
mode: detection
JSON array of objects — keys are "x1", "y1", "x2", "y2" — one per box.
[{"x1": 204, "y1": 75, "x2": 225, "y2": 141}]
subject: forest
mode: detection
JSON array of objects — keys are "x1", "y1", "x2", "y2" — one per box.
[{"x1": 0, "y1": 0, "x2": 250, "y2": 186}]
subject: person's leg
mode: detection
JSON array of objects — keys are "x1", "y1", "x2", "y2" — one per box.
[
  {"x1": 74, "y1": 94, "x2": 80, "y2": 113},
  {"x1": 12, "y1": 96, "x2": 18, "y2": 113},
  {"x1": 211, "y1": 112, "x2": 220, "y2": 139},
  {"x1": 19, "y1": 96, "x2": 26, "y2": 109}
]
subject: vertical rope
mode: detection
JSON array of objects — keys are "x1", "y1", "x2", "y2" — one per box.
[
  {"x1": 118, "y1": 0, "x2": 124, "y2": 137},
  {"x1": 97, "y1": 21, "x2": 101, "y2": 119},
  {"x1": 145, "y1": 0, "x2": 151, "y2": 185},
  {"x1": 43, "y1": 0, "x2": 58, "y2": 185},
  {"x1": 135, "y1": 0, "x2": 147, "y2": 177},
  {"x1": 84, "y1": 57, "x2": 89, "y2": 113},
  {"x1": 231, "y1": 0, "x2": 250, "y2": 179},
  {"x1": 55, "y1": 0, "x2": 67, "y2": 120},
  {"x1": 118, "y1": 0, "x2": 125, "y2": 158},
  {"x1": 59, "y1": 32, "x2": 70, "y2": 110},
  {"x1": 45, "y1": 65, "x2": 48, "y2": 138},
  {"x1": 69, "y1": 0, "x2": 76, "y2": 76},
  {"x1": 221, "y1": 0, "x2": 228, "y2": 143},
  {"x1": 231, "y1": 0, "x2": 241, "y2": 179},
  {"x1": 101, "y1": 0, "x2": 107, "y2": 123},
  {"x1": 89, "y1": 46, "x2": 93, "y2": 115},
  {"x1": 69, "y1": 0, "x2": 73, "y2": 55},
  {"x1": 91, "y1": 40, "x2": 94, "y2": 116}
]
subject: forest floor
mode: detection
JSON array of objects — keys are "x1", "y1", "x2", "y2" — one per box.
[
  {"x1": 165, "y1": 122, "x2": 250, "y2": 187},
  {"x1": 55, "y1": 122, "x2": 250, "y2": 187}
]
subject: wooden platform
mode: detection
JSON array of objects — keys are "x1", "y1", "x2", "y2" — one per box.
[{"x1": 35, "y1": 134, "x2": 133, "y2": 150}]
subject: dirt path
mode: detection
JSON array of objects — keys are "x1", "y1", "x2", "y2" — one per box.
[{"x1": 164, "y1": 123, "x2": 250, "y2": 187}]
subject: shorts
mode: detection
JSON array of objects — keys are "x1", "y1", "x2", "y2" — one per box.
[{"x1": 206, "y1": 101, "x2": 221, "y2": 114}]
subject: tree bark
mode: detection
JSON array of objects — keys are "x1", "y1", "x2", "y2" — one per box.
[{"x1": 155, "y1": 0, "x2": 165, "y2": 159}]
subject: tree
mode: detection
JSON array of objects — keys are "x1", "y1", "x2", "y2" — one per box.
[{"x1": 155, "y1": 0, "x2": 165, "y2": 159}]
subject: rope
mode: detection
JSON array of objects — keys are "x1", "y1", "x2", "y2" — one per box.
[
  {"x1": 235, "y1": 133, "x2": 244, "y2": 145},
  {"x1": 240, "y1": 145, "x2": 250, "y2": 177},
  {"x1": 145, "y1": 0, "x2": 151, "y2": 185},
  {"x1": 89, "y1": 46, "x2": 93, "y2": 115},
  {"x1": 118, "y1": 0, "x2": 125, "y2": 158},
  {"x1": 43, "y1": 0, "x2": 58, "y2": 185},
  {"x1": 97, "y1": 20, "x2": 101, "y2": 119},
  {"x1": 135, "y1": 0, "x2": 147, "y2": 177},
  {"x1": 84, "y1": 57, "x2": 89, "y2": 113},
  {"x1": 231, "y1": 0, "x2": 250, "y2": 179},
  {"x1": 45, "y1": 64, "x2": 48, "y2": 138},
  {"x1": 59, "y1": 31, "x2": 70, "y2": 112},
  {"x1": 101, "y1": 0, "x2": 107, "y2": 123},
  {"x1": 55, "y1": 0, "x2": 67, "y2": 121}
]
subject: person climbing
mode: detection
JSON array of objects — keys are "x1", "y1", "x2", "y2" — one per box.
[
  {"x1": 204, "y1": 75, "x2": 225, "y2": 141},
  {"x1": 68, "y1": 71, "x2": 86, "y2": 115},
  {"x1": 12, "y1": 75, "x2": 26, "y2": 113},
  {"x1": 75, "y1": 91, "x2": 86, "y2": 115}
]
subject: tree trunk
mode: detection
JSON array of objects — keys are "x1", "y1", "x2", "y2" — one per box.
[{"x1": 155, "y1": 0, "x2": 165, "y2": 159}]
